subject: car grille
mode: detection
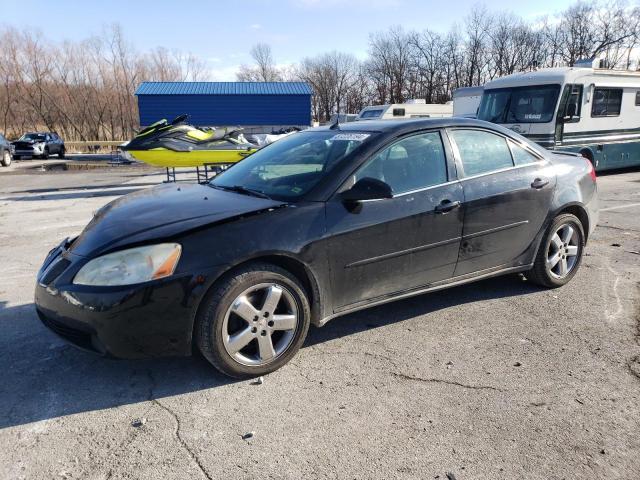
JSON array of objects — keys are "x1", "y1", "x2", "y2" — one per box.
[
  {"x1": 40, "y1": 257, "x2": 71, "y2": 285},
  {"x1": 13, "y1": 142, "x2": 34, "y2": 150},
  {"x1": 37, "y1": 309, "x2": 95, "y2": 351}
]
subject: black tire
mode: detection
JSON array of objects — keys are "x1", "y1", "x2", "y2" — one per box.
[
  {"x1": 41, "y1": 148, "x2": 49, "y2": 160},
  {"x1": 1, "y1": 150, "x2": 11, "y2": 167},
  {"x1": 526, "y1": 213, "x2": 585, "y2": 288},
  {"x1": 195, "y1": 262, "x2": 311, "y2": 378},
  {"x1": 13, "y1": 155, "x2": 20, "y2": 160},
  {"x1": 58, "y1": 147, "x2": 65, "y2": 159}
]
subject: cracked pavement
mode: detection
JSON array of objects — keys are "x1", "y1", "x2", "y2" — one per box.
[{"x1": 0, "y1": 165, "x2": 639, "y2": 479}]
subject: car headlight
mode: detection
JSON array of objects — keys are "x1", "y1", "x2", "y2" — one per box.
[{"x1": 73, "y1": 243, "x2": 181, "y2": 286}]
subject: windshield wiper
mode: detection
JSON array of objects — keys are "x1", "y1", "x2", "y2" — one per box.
[{"x1": 213, "y1": 184, "x2": 271, "y2": 199}]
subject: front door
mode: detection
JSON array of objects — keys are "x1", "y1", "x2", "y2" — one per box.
[
  {"x1": 447, "y1": 128, "x2": 555, "y2": 276},
  {"x1": 324, "y1": 131, "x2": 464, "y2": 310}
]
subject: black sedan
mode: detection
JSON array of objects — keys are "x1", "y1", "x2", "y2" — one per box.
[{"x1": 35, "y1": 118, "x2": 598, "y2": 378}]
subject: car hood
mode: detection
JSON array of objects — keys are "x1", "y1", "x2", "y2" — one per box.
[{"x1": 69, "y1": 183, "x2": 286, "y2": 257}]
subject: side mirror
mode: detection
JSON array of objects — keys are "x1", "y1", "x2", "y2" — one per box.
[{"x1": 340, "y1": 177, "x2": 393, "y2": 202}]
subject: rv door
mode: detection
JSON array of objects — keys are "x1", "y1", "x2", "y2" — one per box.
[{"x1": 554, "y1": 84, "x2": 583, "y2": 145}]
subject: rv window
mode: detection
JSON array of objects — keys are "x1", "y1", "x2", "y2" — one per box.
[
  {"x1": 635, "y1": 91, "x2": 640, "y2": 106},
  {"x1": 360, "y1": 109, "x2": 384, "y2": 119},
  {"x1": 392, "y1": 108, "x2": 406, "y2": 117},
  {"x1": 591, "y1": 88, "x2": 622, "y2": 117},
  {"x1": 567, "y1": 84, "x2": 582, "y2": 117},
  {"x1": 477, "y1": 85, "x2": 560, "y2": 124}
]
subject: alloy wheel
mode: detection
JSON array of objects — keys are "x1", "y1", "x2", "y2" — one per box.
[
  {"x1": 546, "y1": 223, "x2": 579, "y2": 279},
  {"x1": 222, "y1": 283, "x2": 298, "y2": 366}
]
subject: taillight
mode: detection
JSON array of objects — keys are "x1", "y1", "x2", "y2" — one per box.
[{"x1": 583, "y1": 156, "x2": 597, "y2": 182}]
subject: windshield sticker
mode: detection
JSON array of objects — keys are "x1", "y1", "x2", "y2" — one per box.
[
  {"x1": 330, "y1": 133, "x2": 371, "y2": 142},
  {"x1": 524, "y1": 113, "x2": 542, "y2": 120}
]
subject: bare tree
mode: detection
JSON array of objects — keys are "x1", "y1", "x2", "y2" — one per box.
[{"x1": 237, "y1": 43, "x2": 283, "y2": 82}]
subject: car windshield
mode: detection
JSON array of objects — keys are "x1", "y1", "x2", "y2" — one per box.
[
  {"x1": 210, "y1": 130, "x2": 374, "y2": 201},
  {"x1": 20, "y1": 133, "x2": 47, "y2": 141},
  {"x1": 477, "y1": 84, "x2": 561, "y2": 124}
]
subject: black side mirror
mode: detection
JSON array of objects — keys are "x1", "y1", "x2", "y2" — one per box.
[{"x1": 340, "y1": 177, "x2": 393, "y2": 202}]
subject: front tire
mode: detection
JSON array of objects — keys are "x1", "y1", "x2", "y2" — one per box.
[
  {"x1": 526, "y1": 213, "x2": 585, "y2": 288},
  {"x1": 58, "y1": 147, "x2": 65, "y2": 159},
  {"x1": 1, "y1": 150, "x2": 11, "y2": 167},
  {"x1": 195, "y1": 263, "x2": 311, "y2": 378},
  {"x1": 41, "y1": 148, "x2": 49, "y2": 160}
]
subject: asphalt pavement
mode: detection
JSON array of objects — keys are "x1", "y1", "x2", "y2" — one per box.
[{"x1": 0, "y1": 164, "x2": 638, "y2": 479}]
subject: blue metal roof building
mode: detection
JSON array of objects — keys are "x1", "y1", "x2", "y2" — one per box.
[{"x1": 135, "y1": 82, "x2": 313, "y2": 128}]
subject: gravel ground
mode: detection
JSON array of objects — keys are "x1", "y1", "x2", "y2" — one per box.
[{"x1": 0, "y1": 165, "x2": 638, "y2": 480}]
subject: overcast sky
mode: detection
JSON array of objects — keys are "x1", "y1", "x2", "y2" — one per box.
[{"x1": 0, "y1": 0, "x2": 575, "y2": 80}]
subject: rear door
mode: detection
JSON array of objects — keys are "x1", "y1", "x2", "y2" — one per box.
[
  {"x1": 324, "y1": 130, "x2": 464, "y2": 310},
  {"x1": 447, "y1": 128, "x2": 556, "y2": 276}
]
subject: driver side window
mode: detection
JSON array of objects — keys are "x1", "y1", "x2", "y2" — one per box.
[{"x1": 354, "y1": 132, "x2": 448, "y2": 195}]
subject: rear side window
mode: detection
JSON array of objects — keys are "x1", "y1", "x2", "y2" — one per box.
[
  {"x1": 508, "y1": 140, "x2": 539, "y2": 166},
  {"x1": 392, "y1": 108, "x2": 405, "y2": 117},
  {"x1": 591, "y1": 88, "x2": 622, "y2": 117},
  {"x1": 450, "y1": 130, "x2": 514, "y2": 176},
  {"x1": 355, "y1": 132, "x2": 448, "y2": 194}
]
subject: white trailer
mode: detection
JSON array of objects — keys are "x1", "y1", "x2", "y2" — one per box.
[
  {"x1": 477, "y1": 61, "x2": 640, "y2": 171},
  {"x1": 355, "y1": 101, "x2": 453, "y2": 121},
  {"x1": 452, "y1": 86, "x2": 484, "y2": 118}
]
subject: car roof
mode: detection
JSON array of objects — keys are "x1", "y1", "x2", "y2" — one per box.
[
  {"x1": 312, "y1": 116, "x2": 550, "y2": 158},
  {"x1": 314, "y1": 117, "x2": 505, "y2": 135}
]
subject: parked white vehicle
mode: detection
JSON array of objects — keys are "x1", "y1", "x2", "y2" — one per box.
[
  {"x1": 452, "y1": 86, "x2": 484, "y2": 118},
  {"x1": 355, "y1": 100, "x2": 453, "y2": 121},
  {"x1": 477, "y1": 61, "x2": 640, "y2": 171}
]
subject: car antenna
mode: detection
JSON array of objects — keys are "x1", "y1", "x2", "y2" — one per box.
[{"x1": 329, "y1": 112, "x2": 340, "y2": 130}]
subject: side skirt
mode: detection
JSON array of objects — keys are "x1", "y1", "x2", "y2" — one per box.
[{"x1": 317, "y1": 263, "x2": 533, "y2": 327}]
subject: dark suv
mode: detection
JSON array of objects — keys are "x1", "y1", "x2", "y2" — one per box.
[
  {"x1": 12, "y1": 132, "x2": 65, "y2": 159},
  {"x1": 0, "y1": 133, "x2": 13, "y2": 167}
]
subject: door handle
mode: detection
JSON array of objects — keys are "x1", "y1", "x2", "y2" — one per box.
[
  {"x1": 531, "y1": 178, "x2": 549, "y2": 189},
  {"x1": 435, "y1": 199, "x2": 462, "y2": 214}
]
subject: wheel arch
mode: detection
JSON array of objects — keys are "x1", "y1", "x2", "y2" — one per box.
[
  {"x1": 553, "y1": 202, "x2": 590, "y2": 242},
  {"x1": 578, "y1": 147, "x2": 594, "y2": 162},
  {"x1": 190, "y1": 253, "x2": 325, "y2": 352}
]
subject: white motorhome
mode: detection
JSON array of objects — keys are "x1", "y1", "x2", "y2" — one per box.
[
  {"x1": 477, "y1": 61, "x2": 640, "y2": 171},
  {"x1": 452, "y1": 86, "x2": 484, "y2": 118},
  {"x1": 356, "y1": 100, "x2": 453, "y2": 121}
]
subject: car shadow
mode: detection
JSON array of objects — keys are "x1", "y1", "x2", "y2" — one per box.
[
  {"x1": 0, "y1": 275, "x2": 540, "y2": 430},
  {"x1": 305, "y1": 274, "x2": 540, "y2": 346},
  {"x1": 0, "y1": 301, "x2": 237, "y2": 430}
]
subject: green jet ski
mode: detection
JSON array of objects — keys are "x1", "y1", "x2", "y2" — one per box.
[{"x1": 121, "y1": 114, "x2": 258, "y2": 167}]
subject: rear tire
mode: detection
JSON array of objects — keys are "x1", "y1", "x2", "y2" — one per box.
[
  {"x1": 58, "y1": 147, "x2": 65, "y2": 159},
  {"x1": 41, "y1": 148, "x2": 49, "y2": 160},
  {"x1": 525, "y1": 213, "x2": 585, "y2": 288},
  {"x1": 195, "y1": 262, "x2": 311, "y2": 378},
  {"x1": 1, "y1": 150, "x2": 11, "y2": 167}
]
